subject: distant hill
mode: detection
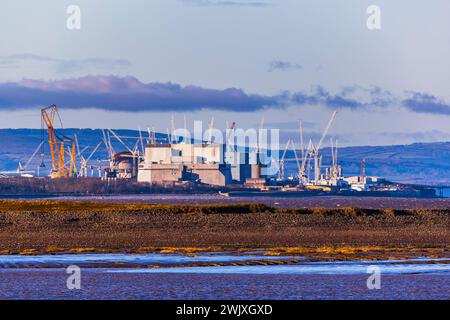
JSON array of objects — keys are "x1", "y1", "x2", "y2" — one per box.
[{"x1": 0, "y1": 129, "x2": 449, "y2": 185}]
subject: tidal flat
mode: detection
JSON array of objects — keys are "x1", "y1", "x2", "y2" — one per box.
[{"x1": 0, "y1": 200, "x2": 448, "y2": 258}]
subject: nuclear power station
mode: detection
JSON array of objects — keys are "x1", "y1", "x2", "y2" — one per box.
[{"x1": 2, "y1": 104, "x2": 430, "y2": 196}]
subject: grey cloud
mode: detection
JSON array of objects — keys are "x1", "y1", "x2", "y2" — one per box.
[
  {"x1": 402, "y1": 92, "x2": 450, "y2": 115},
  {"x1": 0, "y1": 75, "x2": 283, "y2": 112},
  {"x1": 292, "y1": 86, "x2": 395, "y2": 110},
  {"x1": 268, "y1": 60, "x2": 302, "y2": 72},
  {"x1": 0, "y1": 76, "x2": 390, "y2": 112}
]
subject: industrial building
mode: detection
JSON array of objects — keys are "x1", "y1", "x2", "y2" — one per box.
[{"x1": 137, "y1": 142, "x2": 243, "y2": 186}]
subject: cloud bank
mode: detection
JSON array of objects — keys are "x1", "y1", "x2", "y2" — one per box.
[
  {"x1": 0, "y1": 75, "x2": 448, "y2": 115},
  {"x1": 0, "y1": 76, "x2": 282, "y2": 112}
]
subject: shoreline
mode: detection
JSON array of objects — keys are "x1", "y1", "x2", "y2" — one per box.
[
  {"x1": 1, "y1": 194, "x2": 449, "y2": 209},
  {"x1": 1, "y1": 246, "x2": 449, "y2": 268},
  {"x1": 3, "y1": 245, "x2": 450, "y2": 257}
]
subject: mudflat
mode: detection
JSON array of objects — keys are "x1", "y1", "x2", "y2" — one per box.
[{"x1": 0, "y1": 200, "x2": 448, "y2": 257}]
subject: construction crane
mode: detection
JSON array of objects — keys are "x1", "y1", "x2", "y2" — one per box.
[
  {"x1": 279, "y1": 139, "x2": 291, "y2": 180},
  {"x1": 360, "y1": 159, "x2": 366, "y2": 184},
  {"x1": 206, "y1": 116, "x2": 214, "y2": 145},
  {"x1": 138, "y1": 126, "x2": 145, "y2": 157},
  {"x1": 329, "y1": 138, "x2": 340, "y2": 179},
  {"x1": 298, "y1": 120, "x2": 306, "y2": 182},
  {"x1": 102, "y1": 129, "x2": 115, "y2": 160},
  {"x1": 225, "y1": 121, "x2": 237, "y2": 165},
  {"x1": 251, "y1": 116, "x2": 265, "y2": 175},
  {"x1": 291, "y1": 140, "x2": 301, "y2": 179},
  {"x1": 40, "y1": 105, "x2": 77, "y2": 178},
  {"x1": 0, "y1": 141, "x2": 45, "y2": 177},
  {"x1": 148, "y1": 126, "x2": 156, "y2": 145},
  {"x1": 311, "y1": 110, "x2": 337, "y2": 184},
  {"x1": 18, "y1": 141, "x2": 44, "y2": 176},
  {"x1": 107, "y1": 128, "x2": 141, "y2": 177},
  {"x1": 279, "y1": 138, "x2": 301, "y2": 181},
  {"x1": 304, "y1": 139, "x2": 313, "y2": 183},
  {"x1": 77, "y1": 140, "x2": 102, "y2": 178}
]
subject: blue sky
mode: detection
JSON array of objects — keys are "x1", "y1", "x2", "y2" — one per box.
[{"x1": 0, "y1": 0, "x2": 449, "y2": 146}]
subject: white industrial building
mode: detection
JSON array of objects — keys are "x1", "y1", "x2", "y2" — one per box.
[{"x1": 137, "y1": 143, "x2": 240, "y2": 186}]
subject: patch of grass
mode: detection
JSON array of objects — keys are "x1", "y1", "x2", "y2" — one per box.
[
  {"x1": 0, "y1": 200, "x2": 274, "y2": 215},
  {"x1": 264, "y1": 246, "x2": 450, "y2": 255},
  {"x1": 19, "y1": 248, "x2": 37, "y2": 255}
]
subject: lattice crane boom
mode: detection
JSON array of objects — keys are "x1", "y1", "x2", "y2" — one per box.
[{"x1": 41, "y1": 105, "x2": 76, "y2": 178}]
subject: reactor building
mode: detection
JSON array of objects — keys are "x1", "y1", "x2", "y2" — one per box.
[{"x1": 137, "y1": 142, "x2": 258, "y2": 186}]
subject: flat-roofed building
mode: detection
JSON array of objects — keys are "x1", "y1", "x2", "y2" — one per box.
[
  {"x1": 137, "y1": 163, "x2": 184, "y2": 184},
  {"x1": 138, "y1": 143, "x2": 233, "y2": 186},
  {"x1": 185, "y1": 163, "x2": 232, "y2": 186}
]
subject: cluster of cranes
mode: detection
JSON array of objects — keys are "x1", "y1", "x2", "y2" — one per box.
[
  {"x1": 2, "y1": 104, "x2": 341, "y2": 185},
  {"x1": 278, "y1": 110, "x2": 341, "y2": 186},
  {"x1": 37, "y1": 105, "x2": 145, "y2": 179},
  {"x1": 5, "y1": 105, "x2": 157, "y2": 180},
  {"x1": 39, "y1": 105, "x2": 103, "y2": 178}
]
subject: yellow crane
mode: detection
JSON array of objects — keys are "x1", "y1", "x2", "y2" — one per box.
[{"x1": 41, "y1": 105, "x2": 77, "y2": 178}]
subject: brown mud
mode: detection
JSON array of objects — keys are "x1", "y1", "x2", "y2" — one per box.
[{"x1": 0, "y1": 200, "x2": 448, "y2": 262}]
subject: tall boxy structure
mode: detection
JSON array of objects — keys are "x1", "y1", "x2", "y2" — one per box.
[{"x1": 137, "y1": 143, "x2": 233, "y2": 186}]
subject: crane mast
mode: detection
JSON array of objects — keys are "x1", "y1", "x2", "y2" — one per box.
[
  {"x1": 279, "y1": 139, "x2": 291, "y2": 180},
  {"x1": 41, "y1": 105, "x2": 76, "y2": 178},
  {"x1": 41, "y1": 106, "x2": 59, "y2": 174},
  {"x1": 313, "y1": 110, "x2": 337, "y2": 184}
]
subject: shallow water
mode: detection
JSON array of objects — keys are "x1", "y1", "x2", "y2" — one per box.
[
  {"x1": 109, "y1": 260, "x2": 450, "y2": 275},
  {"x1": 0, "y1": 253, "x2": 448, "y2": 299},
  {"x1": 0, "y1": 252, "x2": 295, "y2": 266},
  {"x1": 0, "y1": 269, "x2": 448, "y2": 300}
]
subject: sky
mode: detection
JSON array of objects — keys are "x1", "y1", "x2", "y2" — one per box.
[{"x1": 0, "y1": 0, "x2": 449, "y2": 146}]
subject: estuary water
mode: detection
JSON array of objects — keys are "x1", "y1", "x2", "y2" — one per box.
[{"x1": 0, "y1": 253, "x2": 448, "y2": 300}]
